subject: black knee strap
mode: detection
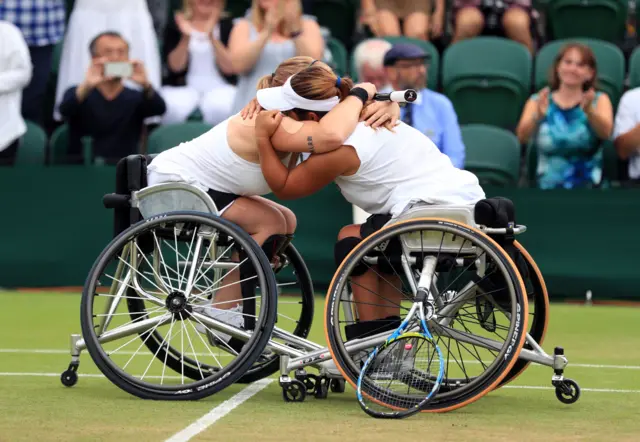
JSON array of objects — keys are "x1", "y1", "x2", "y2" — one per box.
[
  {"x1": 344, "y1": 316, "x2": 402, "y2": 341},
  {"x1": 238, "y1": 250, "x2": 258, "y2": 331},
  {"x1": 334, "y1": 237, "x2": 367, "y2": 276},
  {"x1": 262, "y1": 234, "x2": 289, "y2": 261}
]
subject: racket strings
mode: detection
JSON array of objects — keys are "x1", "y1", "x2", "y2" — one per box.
[{"x1": 360, "y1": 334, "x2": 442, "y2": 414}]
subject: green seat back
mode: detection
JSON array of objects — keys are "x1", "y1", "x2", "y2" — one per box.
[
  {"x1": 49, "y1": 124, "x2": 94, "y2": 165},
  {"x1": 442, "y1": 37, "x2": 532, "y2": 130},
  {"x1": 534, "y1": 38, "x2": 625, "y2": 109},
  {"x1": 147, "y1": 122, "x2": 212, "y2": 154},
  {"x1": 224, "y1": 0, "x2": 251, "y2": 18},
  {"x1": 325, "y1": 37, "x2": 348, "y2": 77},
  {"x1": 546, "y1": 0, "x2": 628, "y2": 43},
  {"x1": 349, "y1": 36, "x2": 440, "y2": 91},
  {"x1": 461, "y1": 124, "x2": 521, "y2": 187},
  {"x1": 311, "y1": 0, "x2": 357, "y2": 50},
  {"x1": 16, "y1": 121, "x2": 47, "y2": 165},
  {"x1": 628, "y1": 46, "x2": 640, "y2": 89}
]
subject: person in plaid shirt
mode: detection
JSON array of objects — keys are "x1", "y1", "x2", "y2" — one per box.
[{"x1": 0, "y1": 0, "x2": 66, "y2": 126}]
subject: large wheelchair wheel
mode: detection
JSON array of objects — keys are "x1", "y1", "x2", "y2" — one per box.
[
  {"x1": 324, "y1": 218, "x2": 529, "y2": 413},
  {"x1": 81, "y1": 211, "x2": 278, "y2": 401},
  {"x1": 498, "y1": 241, "x2": 549, "y2": 387}
]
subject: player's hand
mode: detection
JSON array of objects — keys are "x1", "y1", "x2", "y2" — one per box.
[
  {"x1": 360, "y1": 100, "x2": 400, "y2": 130},
  {"x1": 240, "y1": 97, "x2": 263, "y2": 120},
  {"x1": 255, "y1": 110, "x2": 283, "y2": 139}
]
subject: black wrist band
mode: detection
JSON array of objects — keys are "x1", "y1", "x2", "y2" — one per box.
[{"x1": 348, "y1": 87, "x2": 369, "y2": 105}]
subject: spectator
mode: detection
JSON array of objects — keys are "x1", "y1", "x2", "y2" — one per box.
[
  {"x1": 161, "y1": 0, "x2": 237, "y2": 125},
  {"x1": 227, "y1": 0, "x2": 325, "y2": 115},
  {"x1": 613, "y1": 89, "x2": 640, "y2": 183},
  {"x1": 55, "y1": 0, "x2": 161, "y2": 121},
  {"x1": 58, "y1": 31, "x2": 166, "y2": 165},
  {"x1": 0, "y1": 20, "x2": 33, "y2": 166},
  {"x1": 516, "y1": 43, "x2": 613, "y2": 189},
  {"x1": 360, "y1": 0, "x2": 445, "y2": 41},
  {"x1": 0, "y1": 0, "x2": 65, "y2": 127},
  {"x1": 383, "y1": 43, "x2": 466, "y2": 169},
  {"x1": 352, "y1": 38, "x2": 393, "y2": 92},
  {"x1": 451, "y1": 0, "x2": 534, "y2": 53}
]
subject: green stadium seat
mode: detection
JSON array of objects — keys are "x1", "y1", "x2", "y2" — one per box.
[
  {"x1": 349, "y1": 36, "x2": 440, "y2": 91},
  {"x1": 534, "y1": 38, "x2": 625, "y2": 109},
  {"x1": 16, "y1": 121, "x2": 47, "y2": 165},
  {"x1": 461, "y1": 124, "x2": 521, "y2": 187},
  {"x1": 311, "y1": 0, "x2": 357, "y2": 50},
  {"x1": 49, "y1": 124, "x2": 95, "y2": 165},
  {"x1": 442, "y1": 37, "x2": 532, "y2": 130},
  {"x1": 147, "y1": 122, "x2": 212, "y2": 154},
  {"x1": 325, "y1": 37, "x2": 348, "y2": 77},
  {"x1": 225, "y1": 0, "x2": 251, "y2": 18},
  {"x1": 545, "y1": 0, "x2": 628, "y2": 44},
  {"x1": 628, "y1": 46, "x2": 640, "y2": 89}
]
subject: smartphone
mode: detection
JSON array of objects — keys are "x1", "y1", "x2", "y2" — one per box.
[{"x1": 104, "y1": 61, "x2": 133, "y2": 79}]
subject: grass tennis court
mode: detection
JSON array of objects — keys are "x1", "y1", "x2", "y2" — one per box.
[{"x1": 1, "y1": 291, "x2": 639, "y2": 441}]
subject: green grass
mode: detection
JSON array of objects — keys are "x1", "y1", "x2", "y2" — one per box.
[{"x1": 0, "y1": 291, "x2": 639, "y2": 441}]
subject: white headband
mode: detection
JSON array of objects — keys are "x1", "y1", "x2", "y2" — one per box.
[{"x1": 256, "y1": 75, "x2": 340, "y2": 112}]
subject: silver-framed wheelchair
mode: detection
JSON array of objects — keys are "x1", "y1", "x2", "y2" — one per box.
[{"x1": 62, "y1": 154, "x2": 580, "y2": 410}]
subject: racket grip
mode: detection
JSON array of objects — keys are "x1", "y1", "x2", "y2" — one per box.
[{"x1": 373, "y1": 89, "x2": 418, "y2": 103}]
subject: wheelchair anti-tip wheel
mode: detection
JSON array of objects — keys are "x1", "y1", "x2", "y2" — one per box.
[
  {"x1": 324, "y1": 218, "x2": 529, "y2": 413},
  {"x1": 80, "y1": 211, "x2": 278, "y2": 401}
]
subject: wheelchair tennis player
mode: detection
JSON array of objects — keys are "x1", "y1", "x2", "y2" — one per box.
[
  {"x1": 253, "y1": 65, "x2": 486, "y2": 353},
  {"x1": 145, "y1": 56, "x2": 400, "y2": 346}
]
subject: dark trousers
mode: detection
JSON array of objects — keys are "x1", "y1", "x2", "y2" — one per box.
[
  {"x1": 0, "y1": 139, "x2": 19, "y2": 166},
  {"x1": 21, "y1": 44, "x2": 55, "y2": 126}
]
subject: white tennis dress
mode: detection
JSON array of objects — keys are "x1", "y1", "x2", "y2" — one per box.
[{"x1": 335, "y1": 121, "x2": 485, "y2": 217}]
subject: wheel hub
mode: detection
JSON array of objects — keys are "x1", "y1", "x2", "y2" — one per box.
[{"x1": 165, "y1": 291, "x2": 192, "y2": 320}]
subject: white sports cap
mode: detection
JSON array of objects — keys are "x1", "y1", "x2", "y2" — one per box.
[{"x1": 256, "y1": 75, "x2": 340, "y2": 112}]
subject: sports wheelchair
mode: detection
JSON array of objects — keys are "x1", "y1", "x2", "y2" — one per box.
[{"x1": 61, "y1": 155, "x2": 580, "y2": 410}]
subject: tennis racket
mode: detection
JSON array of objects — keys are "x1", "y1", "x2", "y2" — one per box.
[{"x1": 356, "y1": 292, "x2": 445, "y2": 419}]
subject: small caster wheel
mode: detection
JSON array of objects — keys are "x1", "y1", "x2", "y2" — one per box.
[
  {"x1": 61, "y1": 370, "x2": 78, "y2": 387},
  {"x1": 282, "y1": 379, "x2": 307, "y2": 402},
  {"x1": 315, "y1": 378, "x2": 329, "y2": 399},
  {"x1": 555, "y1": 379, "x2": 580, "y2": 404},
  {"x1": 330, "y1": 379, "x2": 345, "y2": 393},
  {"x1": 297, "y1": 373, "x2": 318, "y2": 394}
]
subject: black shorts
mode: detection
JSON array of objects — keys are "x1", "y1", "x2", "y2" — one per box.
[
  {"x1": 207, "y1": 188, "x2": 240, "y2": 212},
  {"x1": 360, "y1": 214, "x2": 393, "y2": 239}
]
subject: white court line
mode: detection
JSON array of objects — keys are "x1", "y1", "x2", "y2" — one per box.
[
  {"x1": 2, "y1": 349, "x2": 639, "y2": 370},
  {"x1": 0, "y1": 372, "x2": 638, "y2": 395},
  {"x1": 165, "y1": 379, "x2": 273, "y2": 442}
]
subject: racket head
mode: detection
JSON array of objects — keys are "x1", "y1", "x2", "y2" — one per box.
[{"x1": 356, "y1": 331, "x2": 444, "y2": 419}]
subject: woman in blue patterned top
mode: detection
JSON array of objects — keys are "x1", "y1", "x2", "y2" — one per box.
[{"x1": 516, "y1": 43, "x2": 613, "y2": 189}]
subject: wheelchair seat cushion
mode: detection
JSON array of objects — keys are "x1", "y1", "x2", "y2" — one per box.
[{"x1": 474, "y1": 197, "x2": 516, "y2": 229}]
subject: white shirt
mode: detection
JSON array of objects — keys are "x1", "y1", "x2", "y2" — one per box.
[
  {"x1": 0, "y1": 21, "x2": 32, "y2": 152},
  {"x1": 147, "y1": 116, "x2": 290, "y2": 195},
  {"x1": 334, "y1": 121, "x2": 485, "y2": 216},
  {"x1": 613, "y1": 88, "x2": 640, "y2": 180},
  {"x1": 185, "y1": 27, "x2": 228, "y2": 94}
]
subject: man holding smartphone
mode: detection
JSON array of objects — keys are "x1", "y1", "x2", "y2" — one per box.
[{"x1": 58, "y1": 31, "x2": 166, "y2": 164}]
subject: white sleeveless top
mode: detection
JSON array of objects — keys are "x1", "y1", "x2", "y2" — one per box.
[
  {"x1": 334, "y1": 121, "x2": 485, "y2": 216},
  {"x1": 147, "y1": 116, "x2": 290, "y2": 195}
]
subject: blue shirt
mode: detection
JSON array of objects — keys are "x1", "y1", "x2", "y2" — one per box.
[
  {"x1": 0, "y1": 0, "x2": 66, "y2": 46},
  {"x1": 399, "y1": 88, "x2": 466, "y2": 169}
]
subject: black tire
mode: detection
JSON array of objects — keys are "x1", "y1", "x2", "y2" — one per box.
[
  {"x1": 498, "y1": 241, "x2": 549, "y2": 387},
  {"x1": 324, "y1": 218, "x2": 529, "y2": 413},
  {"x1": 80, "y1": 212, "x2": 278, "y2": 401}
]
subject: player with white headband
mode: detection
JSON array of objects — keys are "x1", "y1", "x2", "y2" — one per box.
[
  {"x1": 145, "y1": 56, "x2": 400, "y2": 346},
  {"x1": 253, "y1": 66, "x2": 486, "y2": 345}
]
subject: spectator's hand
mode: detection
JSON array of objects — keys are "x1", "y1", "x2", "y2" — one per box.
[
  {"x1": 354, "y1": 82, "x2": 377, "y2": 100},
  {"x1": 84, "y1": 58, "x2": 107, "y2": 88},
  {"x1": 204, "y1": 1, "x2": 223, "y2": 35},
  {"x1": 581, "y1": 88, "x2": 596, "y2": 114},
  {"x1": 283, "y1": 0, "x2": 303, "y2": 34},
  {"x1": 264, "y1": 3, "x2": 283, "y2": 34},
  {"x1": 256, "y1": 110, "x2": 283, "y2": 139},
  {"x1": 130, "y1": 60, "x2": 150, "y2": 88},
  {"x1": 175, "y1": 12, "x2": 194, "y2": 36},
  {"x1": 430, "y1": 12, "x2": 444, "y2": 38},
  {"x1": 360, "y1": 101, "x2": 400, "y2": 130},
  {"x1": 240, "y1": 97, "x2": 263, "y2": 120},
  {"x1": 536, "y1": 87, "x2": 550, "y2": 121}
]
